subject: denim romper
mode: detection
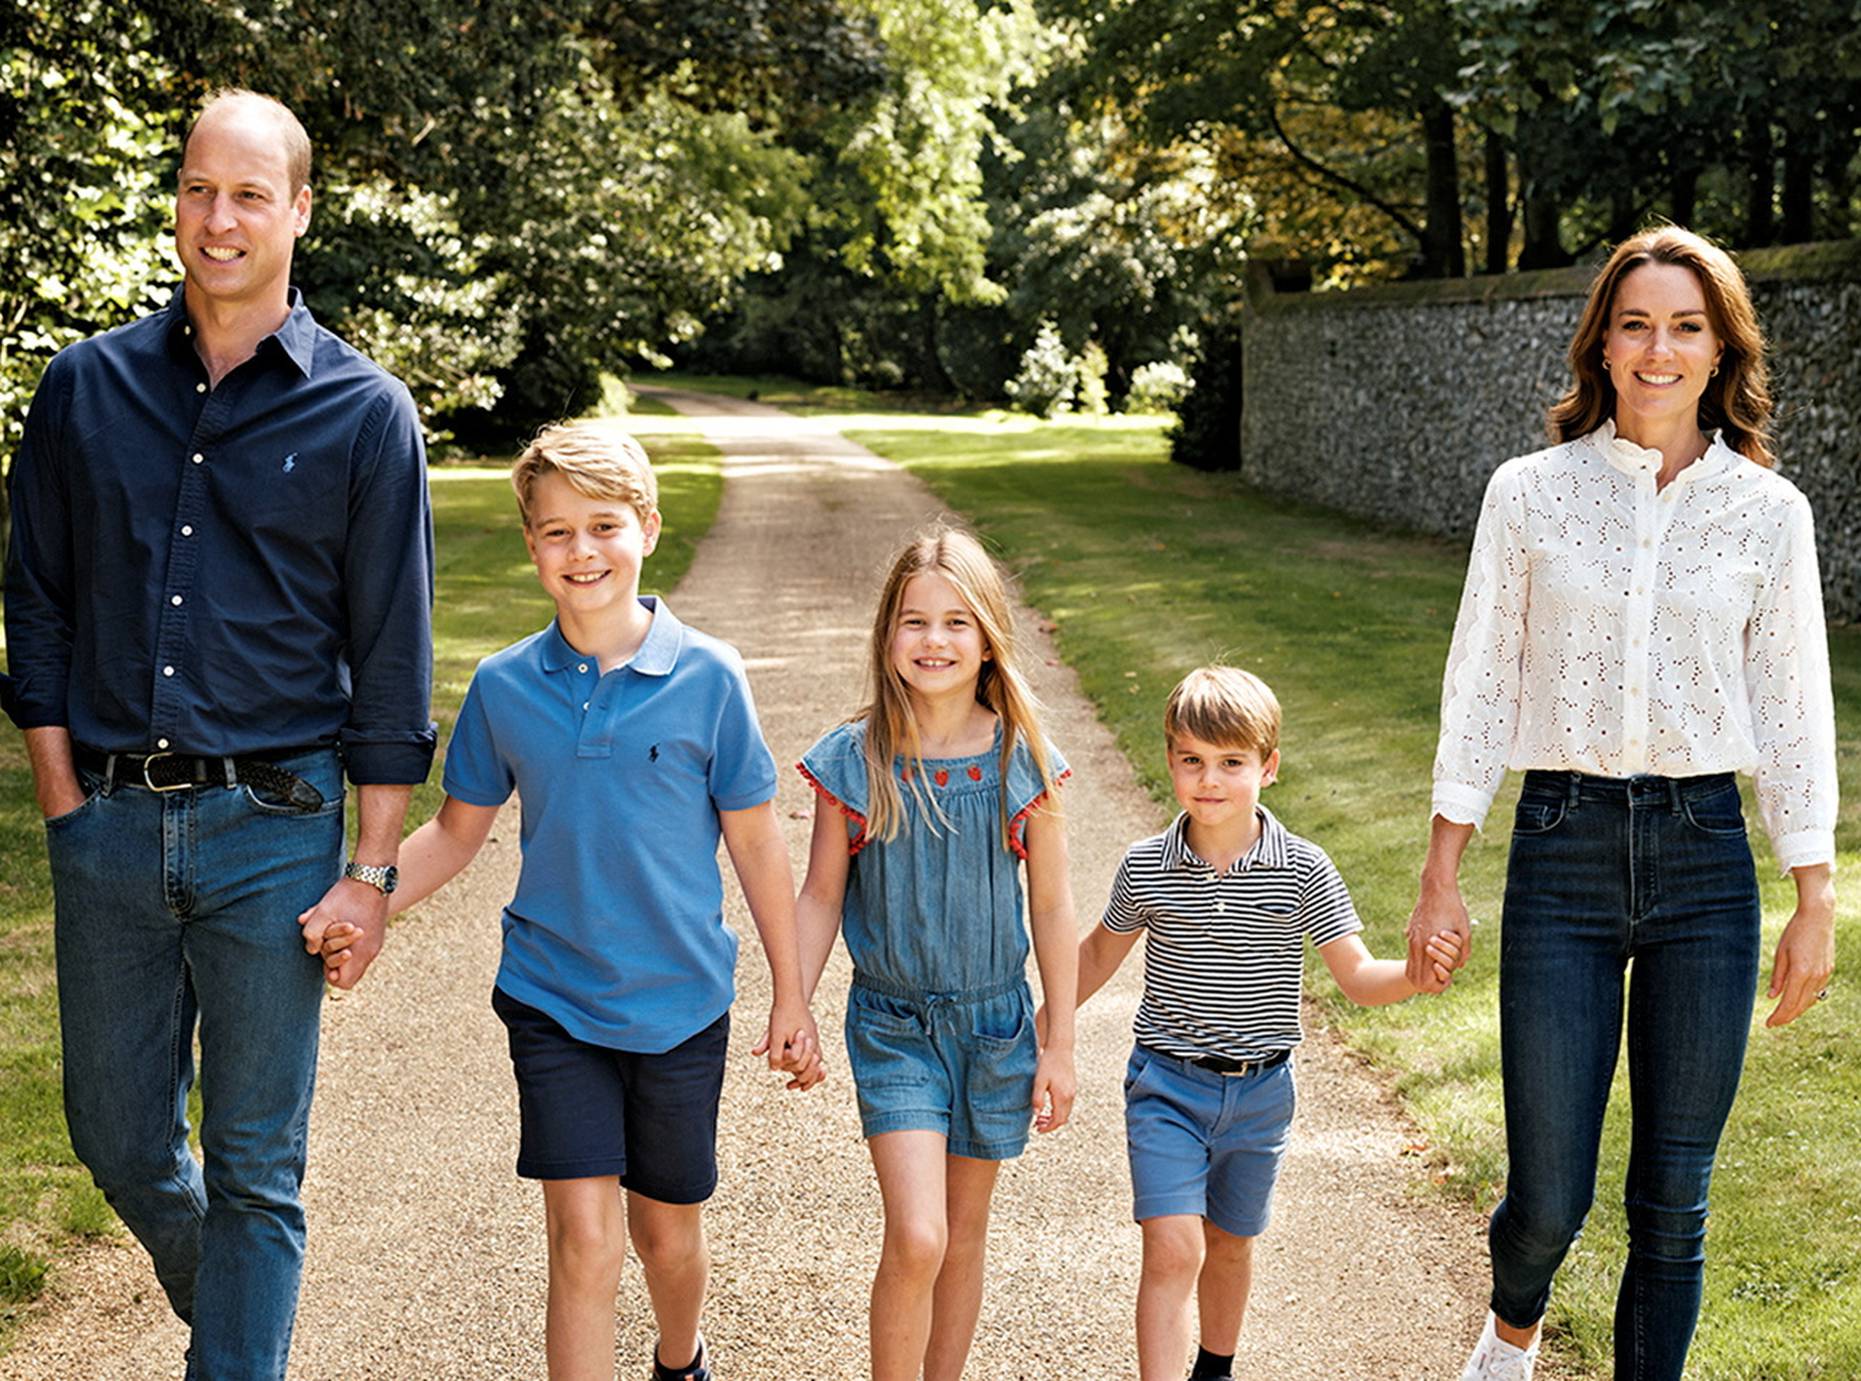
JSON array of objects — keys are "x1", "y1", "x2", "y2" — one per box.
[{"x1": 800, "y1": 719, "x2": 1069, "y2": 1159}]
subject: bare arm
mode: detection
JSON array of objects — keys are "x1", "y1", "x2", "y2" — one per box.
[
  {"x1": 24, "y1": 725, "x2": 84, "y2": 818},
  {"x1": 1076, "y1": 923, "x2": 1143, "y2": 1010},
  {"x1": 1024, "y1": 805, "x2": 1078, "y2": 1133},
  {"x1": 296, "y1": 783, "x2": 413, "y2": 989},
  {"x1": 1767, "y1": 863, "x2": 1837, "y2": 1028},
  {"x1": 795, "y1": 796, "x2": 852, "y2": 1002},
  {"x1": 1406, "y1": 816, "x2": 1475, "y2": 991},
  {"x1": 721, "y1": 800, "x2": 822, "y2": 1087},
  {"x1": 389, "y1": 795, "x2": 500, "y2": 913},
  {"x1": 1322, "y1": 931, "x2": 1460, "y2": 1007}
]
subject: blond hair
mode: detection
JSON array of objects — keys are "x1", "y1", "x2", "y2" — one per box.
[
  {"x1": 859, "y1": 525, "x2": 1058, "y2": 848},
  {"x1": 1549, "y1": 224, "x2": 1774, "y2": 467},
  {"x1": 1164, "y1": 665, "x2": 1281, "y2": 757},
  {"x1": 184, "y1": 89, "x2": 312, "y2": 196},
  {"x1": 511, "y1": 420, "x2": 658, "y2": 526}
]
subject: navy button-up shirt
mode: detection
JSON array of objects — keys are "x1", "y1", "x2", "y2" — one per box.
[{"x1": 3, "y1": 287, "x2": 436, "y2": 784}]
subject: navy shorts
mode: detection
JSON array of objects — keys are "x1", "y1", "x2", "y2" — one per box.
[{"x1": 492, "y1": 986, "x2": 728, "y2": 1200}]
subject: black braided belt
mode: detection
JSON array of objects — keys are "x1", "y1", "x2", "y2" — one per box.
[{"x1": 76, "y1": 746, "x2": 328, "y2": 813}]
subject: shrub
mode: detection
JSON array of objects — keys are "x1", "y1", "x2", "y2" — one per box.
[
  {"x1": 1168, "y1": 320, "x2": 1243, "y2": 471},
  {"x1": 1075, "y1": 340, "x2": 1110, "y2": 416},
  {"x1": 1006, "y1": 319, "x2": 1077, "y2": 417},
  {"x1": 1126, "y1": 360, "x2": 1193, "y2": 414}
]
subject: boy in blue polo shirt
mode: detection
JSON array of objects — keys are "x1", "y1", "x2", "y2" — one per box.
[{"x1": 310, "y1": 420, "x2": 820, "y2": 1381}]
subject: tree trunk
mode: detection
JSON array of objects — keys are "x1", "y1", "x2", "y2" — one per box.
[
  {"x1": 1671, "y1": 166, "x2": 1698, "y2": 228},
  {"x1": 1418, "y1": 97, "x2": 1464, "y2": 277},
  {"x1": 1781, "y1": 131, "x2": 1814, "y2": 243},
  {"x1": 1484, "y1": 129, "x2": 1512, "y2": 274},
  {"x1": 1746, "y1": 119, "x2": 1775, "y2": 245}
]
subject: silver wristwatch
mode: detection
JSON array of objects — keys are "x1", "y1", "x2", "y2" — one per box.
[{"x1": 344, "y1": 861, "x2": 399, "y2": 894}]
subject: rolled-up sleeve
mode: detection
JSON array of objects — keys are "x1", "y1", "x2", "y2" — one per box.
[
  {"x1": 1746, "y1": 491, "x2": 1837, "y2": 872},
  {"x1": 338, "y1": 383, "x2": 436, "y2": 784},
  {"x1": 1432, "y1": 461, "x2": 1531, "y2": 828},
  {"x1": 2, "y1": 356, "x2": 76, "y2": 730}
]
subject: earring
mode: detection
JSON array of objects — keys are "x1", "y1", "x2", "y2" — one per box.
[
  {"x1": 1710, "y1": 363, "x2": 1720, "y2": 377},
  {"x1": 1602, "y1": 358, "x2": 1611, "y2": 371}
]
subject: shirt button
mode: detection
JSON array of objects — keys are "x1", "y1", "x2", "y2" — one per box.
[
  {"x1": 195, "y1": 382, "x2": 207, "y2": 394},
  {"x1": 156, "y1": 737, "x2": 170, "y2": 749},
  {"x1": 162, "y1": 665, "x2": 175, "y2": 676},
  {"x1": 191, "y1": 453, "x2": 204, "y2": 464},
  {"x1": 578, "y1": 663, "x2": 588, "y2": 674},
  {"x1": 581, "y1": 701, "x2": 589, "y2": 711},
  {"x1": 180, "y1": 525, "x2": 194, "y2": 537},
  {"x1": 1215, "y1": 900, "x2": 1227, "y2": 913},
  {"x1": 170, "y1": 595, "x2": 183, "y2": 606}
]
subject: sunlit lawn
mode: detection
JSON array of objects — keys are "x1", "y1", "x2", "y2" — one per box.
[
  {"x1": 669, "y1": 374, "x2": 1857, "y2": 1380},
  {"x1": 0, "y1": 416, "x2": 718, "y2": 1349}
]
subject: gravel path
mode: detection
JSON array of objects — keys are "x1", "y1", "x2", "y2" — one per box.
[{"x1": 5, "y1": 389, "x2": 1492, "y2": 1379}]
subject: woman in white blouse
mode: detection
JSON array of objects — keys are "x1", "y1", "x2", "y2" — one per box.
[{"x1": 1409, "y1": 225, "x2": 1838, "y2": 1381}]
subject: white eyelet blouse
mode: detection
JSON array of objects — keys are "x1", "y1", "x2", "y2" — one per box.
[{"x1": 1432, "y1": 420, "x2": 1837, "y2": 872}]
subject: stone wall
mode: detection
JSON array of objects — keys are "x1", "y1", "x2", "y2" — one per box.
[{"x1": 1239, "y1": 240, "x2": 1861, "y2": 618}]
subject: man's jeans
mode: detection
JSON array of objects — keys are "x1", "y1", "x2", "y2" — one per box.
[
  {"x1": 1491, "y1": 770, "x2": 1761, "y2": 1381},
  {"x1": 47, "y1": 748, "x2": 343, "y2": 1381}
]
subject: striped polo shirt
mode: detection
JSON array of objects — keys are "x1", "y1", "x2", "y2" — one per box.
[{"x1": 1102, "y1": 806, "x2": 1361, "y2": 1061}]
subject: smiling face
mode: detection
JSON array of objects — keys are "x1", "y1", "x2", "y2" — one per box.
[
  {"x1": 1168, "y1": 731, "x2": 1279, "y2": 837},
  {"x1": 1602, "y1": 261, "x2": 1723, "y2": 439},
  {"x1": 523, "y1": 471, "x2": 661, "y2": 623},
  {"x1": 175, "y1": 98, "x2": 311, "y2": 312},
  {"x1": 889, "y1": 571, "x2": 990, "y2": 704}
]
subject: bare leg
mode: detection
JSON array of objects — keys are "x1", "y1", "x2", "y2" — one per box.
[
  {"x1": 869, "y1": 1131, "x2": 951, "y2": 1381},
  {"x1": 542, "y1": 1177, "x2": 628, "y2": 1381},
  {"x1": 626, "y1": 1192, "x2": 709, "y2": 1373},
  {"x1": 923, "y1": 1154, "x2": 1002, "y2": 1381},
  {"x1": 1195, "y1": 1221, "x2": 1256, "y2": 1357},
  {"x1": 1136, "y1": 1214, "x2": 1204, "y2": 1381}
]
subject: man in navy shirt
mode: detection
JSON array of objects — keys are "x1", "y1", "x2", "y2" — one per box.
[{"x1": 2, "y1": 90, "x2": 433, "y2": 1378}]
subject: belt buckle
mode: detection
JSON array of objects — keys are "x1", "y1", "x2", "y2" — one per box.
[{"x1": 140, "y1": 751, "x2": 189, "y2": 793}]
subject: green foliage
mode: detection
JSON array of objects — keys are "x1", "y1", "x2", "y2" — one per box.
[
  {"x1": 1125, "y1": 360, "x2": 1192, "y2": 413},
  {"x1": 1167, "y1": 320, "x2": 1242, "y2": 470},
  {"x1": 1006, "y1": 318, "x2": 1077, "y2": 416}
]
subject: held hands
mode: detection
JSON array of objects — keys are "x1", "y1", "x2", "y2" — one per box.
[
  {"x1": 297, "y1": 879, "x2": 390, "y2": 989},
  {"x1": 1032, "y1": 1043, "x2": 1075, "y2": 1135},
  {"x1": 1406, "y1": 877, "x2": 1472, "y2": 994},
  {"x1": 752, "y1": 999, "x2": 825, "y2": 1091}
]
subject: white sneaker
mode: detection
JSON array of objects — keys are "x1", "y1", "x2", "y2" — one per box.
[{"x1": 1459, "y1": 1312, "x2": 1540, "y2": 1380}]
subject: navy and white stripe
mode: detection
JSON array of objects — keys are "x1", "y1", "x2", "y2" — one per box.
[{"x1": 1102, "y1": 806, "x2": 1361, "y2": 1061}]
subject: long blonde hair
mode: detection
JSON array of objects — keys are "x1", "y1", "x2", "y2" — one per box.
[
  {"x1": 1548, "y1": 224, "x2": 1775, "y2": 467},
  {"x1": 858, "y1": 525, "x2": 1059, "y2": 848}
]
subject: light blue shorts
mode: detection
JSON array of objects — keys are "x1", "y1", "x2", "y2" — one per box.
[
  {"x1": 844, "y1": 974, "x2": 1037, "y2": 1160},
  {"x1": 1124, "y1": 1044, "x2": 1296, "y2": 1238}
]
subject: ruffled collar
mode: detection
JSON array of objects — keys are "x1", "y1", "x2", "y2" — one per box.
[{"x1": 1589, "y1": 417, "x2": 1737, "y2": 487}]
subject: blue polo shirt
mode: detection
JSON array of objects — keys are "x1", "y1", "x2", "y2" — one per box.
[{"x1": 443, "y1": 598, "x2": 777, "y2": 1053}]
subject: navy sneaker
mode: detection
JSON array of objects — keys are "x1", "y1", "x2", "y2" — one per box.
[{"x1": 653, "y1": 1340, "x2": 712, "y2": 1381}]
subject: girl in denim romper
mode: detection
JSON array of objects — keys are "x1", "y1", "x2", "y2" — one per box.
[{"x1": 797, "y1": 526, "x2": 1079, "y2": 1381}]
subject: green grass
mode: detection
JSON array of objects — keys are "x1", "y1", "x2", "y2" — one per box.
[
  {"x1": 0, "y1": 421, "x2": 719, "y2": 1350},
  {"x1": 653, "y1": 376, "x2": 1857, "y2": 1379}
]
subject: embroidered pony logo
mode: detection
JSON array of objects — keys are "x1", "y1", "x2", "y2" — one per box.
[{"x1": 649, "y1": 744, "x2": 659, "y2": 763}]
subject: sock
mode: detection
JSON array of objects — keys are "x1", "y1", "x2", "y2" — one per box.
[
  {"x1": 1190, "y1": 1344, "x2": 1235, "y2": 1379},
  {"x1": 653, "y1": 1340, "x2": 703, "y2": 1379}
]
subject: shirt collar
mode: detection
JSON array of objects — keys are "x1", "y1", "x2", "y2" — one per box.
[
  {"x1": 162, "y1": 284, "x2": 318, "y2": 379},
  {"x1": 540, "y1": 596, "x2": 683, "y2": 676},
  {"x1": 1160, "y1": 805, "x2": 1289, "y2": 874},
  {"x1": 1590, "y1": 417, "x2": 1735, "y2": 486}
]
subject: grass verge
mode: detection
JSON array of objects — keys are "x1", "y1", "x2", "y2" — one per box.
[
  {"x1": 0, "y1": 421, "x2": 718, "y2": 1350},
  {"x1": 666, "y1": 373, "x2": 1856, "y2": 1379}
]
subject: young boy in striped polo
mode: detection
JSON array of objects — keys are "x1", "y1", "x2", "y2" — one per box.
[{"x1": 1067, "y1": 665, "x2": 1458, "y2": 1381}]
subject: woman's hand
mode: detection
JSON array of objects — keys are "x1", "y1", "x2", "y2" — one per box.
[
  {"x1": 1766, "y1": 864, "x2": 1836, "y2": 1028},
  {"x1": 1407, "y1": 818, "x2": 1477, "y2": 993}
]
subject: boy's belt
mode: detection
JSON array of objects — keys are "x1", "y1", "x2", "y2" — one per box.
[
  {"x1": 1153, "y1": 1045, "x2": 1291, "y2": 1078},
  {"x1": 76, "y1": 745, "x2": 328, "y2": 812}
]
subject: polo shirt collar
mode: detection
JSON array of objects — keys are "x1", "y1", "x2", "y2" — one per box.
[
  {"x1": 540, "y1": 596, "x2": 684, "y2": 676},
  {"x1": 1161, "y1": 804, "x2": 1290, "y2": 873},
  {"x1": 162, "y1": 284, "x2": 318, "y2": 378},
  {"x1": 1591, "y1": 418, "x2": 1734, "y2": 487}
]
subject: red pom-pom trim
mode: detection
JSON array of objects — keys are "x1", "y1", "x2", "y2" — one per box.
[
  {"x1": 795, "y1": 762, "x2": 871, "y2": 856},
  {"x1": 934, "y1": 768, "x2": 950, "y2": 787},
  {"x1": 1008, "y1": 767, "x2": 1073, "y2": 861},
  {"x1": 967, "y1": 765, "x2": 983, "y2": 781}
]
